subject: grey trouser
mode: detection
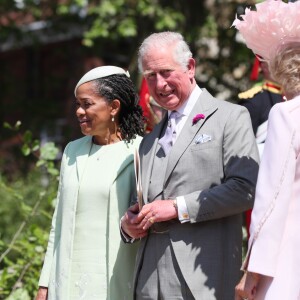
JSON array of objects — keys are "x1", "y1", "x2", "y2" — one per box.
[{"x1": 136, "y1": 232, "x2": 194, "y2": 300}]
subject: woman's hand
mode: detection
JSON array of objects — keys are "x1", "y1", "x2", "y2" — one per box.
[
  {"x1": 235, "y1": 271, "x2": 260, "y2": 300},
  {"x1": 121, "y1": 203, "x2": 148, "y2": 239},
  {"x1": 35, "y1": 286, "x2": 48, "y2": 300}
]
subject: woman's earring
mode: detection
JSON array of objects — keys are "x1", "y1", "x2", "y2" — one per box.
[{"x1": 112, "y1": 116, "x2": 115, "y2": 122}]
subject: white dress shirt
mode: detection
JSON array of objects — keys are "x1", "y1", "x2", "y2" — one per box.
[{"x1": 168, "y1": 85, "x2": 202, "y2": 223}]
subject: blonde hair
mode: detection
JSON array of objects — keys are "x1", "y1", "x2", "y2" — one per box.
[{"x1": 269, "y1": 43, "x2": 300, "y2": 99}]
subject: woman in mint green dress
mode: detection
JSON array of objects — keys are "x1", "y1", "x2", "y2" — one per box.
[{"x1": 36, "y1": 66, "x2": 145, "y2": 300}]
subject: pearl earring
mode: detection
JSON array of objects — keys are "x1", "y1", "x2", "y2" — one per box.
[{"x1": 112, "y1": 116, "x2": 115, "y2": 122}]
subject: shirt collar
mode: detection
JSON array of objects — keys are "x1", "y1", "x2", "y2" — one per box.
[{"x1": 168, "y1": 85, "x2": 202, "y2": 117}]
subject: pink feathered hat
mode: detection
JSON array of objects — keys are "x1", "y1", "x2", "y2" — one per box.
[{"x1": 232, "y1": 0, "x2": 300, "y2": 61}]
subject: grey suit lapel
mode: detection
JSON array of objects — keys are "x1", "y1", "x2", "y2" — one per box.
[{"x1": 164, "y1": 89, "x2": 218, "y2": 186}]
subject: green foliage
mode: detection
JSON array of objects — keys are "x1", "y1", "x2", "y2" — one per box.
[
  {"x1": 0, "y1": 0, "x2": 257, "y2": 104},
  {"x1": 4, "y1": 289, "x2": 30, "y2": 300},
  {"x1": 200, "y1": 15, "x2": 218, "y2": 38},
  {"x1": 0, "y1": 225, "x2": 50, "y2": 299},
  {"x1": 81, "y1": 0, "x2": 185, "y2": 46},
  {"x1": 3, "y1": 122, "x2": 21, "y2": 132},
  {"x1": 37, "y1": 143, "x2": 60, "y2": 177},
  {"x1": 0, "y1": 123, "x2": 59, "y2": 299}
]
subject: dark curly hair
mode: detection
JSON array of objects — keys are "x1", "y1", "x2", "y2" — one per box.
[{"x1": 92, "y1": 74, "x2": 145, "y2": 143}]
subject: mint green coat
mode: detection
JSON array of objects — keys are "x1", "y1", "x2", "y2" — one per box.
[{"x1": 39, "y1": 135, "x2": 141, "y2": 300}]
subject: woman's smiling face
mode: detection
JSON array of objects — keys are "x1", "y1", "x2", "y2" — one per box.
[{"x1": 75, "y1": 81, "x2": 113, "y2": 137}]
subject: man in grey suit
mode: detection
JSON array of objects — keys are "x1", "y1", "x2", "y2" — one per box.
[{"x1": 121, "y1": 31, "x2": 259, "y2": 300}]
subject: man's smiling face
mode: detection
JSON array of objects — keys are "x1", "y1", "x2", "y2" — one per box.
[{"x1": 142, "y1": 44, "x2": 195, "y2": 111}]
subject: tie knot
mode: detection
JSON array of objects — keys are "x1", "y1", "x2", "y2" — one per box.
[
  {"x1": 170, "y1": 110, "x2": 178, "y2": 118},
  {"x1": 169, "y1": 110, "x2": 181, "y2": 121},
  {"x1": 168, "y1": 111, "x2": 179, "y2": 127},
  {"x1": 159, "y1": 110, "x2": 179, "y2": 155}
]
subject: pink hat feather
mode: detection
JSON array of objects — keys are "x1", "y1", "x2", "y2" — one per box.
[{"x1": 232, "y1": 0, "x2": 300, "y2": 61}]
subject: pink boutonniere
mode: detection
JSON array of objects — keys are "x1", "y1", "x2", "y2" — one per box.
[{"x1": 192, "y1": 114, "x2": 205, "y2": 125}]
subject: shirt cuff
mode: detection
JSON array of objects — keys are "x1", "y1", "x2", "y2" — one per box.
[{"x1": 176, "y1": 196, "x2": 190, "y2": 223}]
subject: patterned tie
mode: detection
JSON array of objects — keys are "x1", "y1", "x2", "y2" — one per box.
[{"x1": 159, "y1": 111, "x2": 179, "y2": 155}]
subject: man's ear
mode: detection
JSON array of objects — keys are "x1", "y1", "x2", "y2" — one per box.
[{"x1": 187, "y1": 58, "x2": 196, "y2": 78}]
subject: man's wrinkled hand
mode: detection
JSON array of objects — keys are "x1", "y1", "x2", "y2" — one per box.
[{"x1": 137, "y1": 200, "x2": 178, "y2": 230}]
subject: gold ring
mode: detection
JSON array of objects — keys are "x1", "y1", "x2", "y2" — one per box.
[{"x1": 148, "y1": 217, "x2": 155, "y2": 224}]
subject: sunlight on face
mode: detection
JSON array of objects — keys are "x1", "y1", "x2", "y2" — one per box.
[
  {"x1": 75, "y1": 81, "x2": 112, "y2": 137},
  {"x1": 142, "y1": 45, "x2": 195, "y2": 111}
]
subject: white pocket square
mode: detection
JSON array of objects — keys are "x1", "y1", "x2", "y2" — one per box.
[{"x1": 194, "y1": 134, "x2": 212, "y2": 144}]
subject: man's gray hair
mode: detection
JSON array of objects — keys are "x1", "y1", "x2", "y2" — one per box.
[{"x1": 138, "y1": 31, "x2": 192, "y2": 73}]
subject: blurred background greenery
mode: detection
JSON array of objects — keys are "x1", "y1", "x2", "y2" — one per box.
[{"x1": 0, "y1": 0, "x2": 271, "y2": 298}]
